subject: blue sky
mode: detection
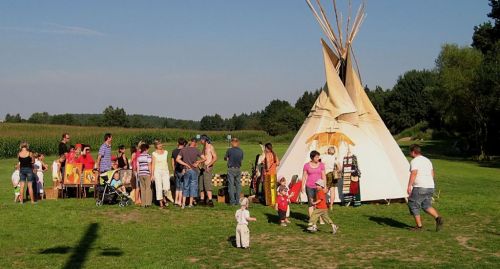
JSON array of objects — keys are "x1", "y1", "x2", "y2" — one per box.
[{"x1": 0, "y1": 0, "x2": 490, "y2": 120}]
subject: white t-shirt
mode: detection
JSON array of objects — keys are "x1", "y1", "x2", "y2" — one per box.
[
  {"x1": 235, "y1": 209, "x2": 250, "y2": 225},
  {"x1": 52, "y1": 161, "x2": 60, "y2": 179},
  {"x1": 320, "y1": 154, "x2": 337, "y2": 173},
  {"x1": 410, "y1": 155, "x2": 434, "y2": 188}
]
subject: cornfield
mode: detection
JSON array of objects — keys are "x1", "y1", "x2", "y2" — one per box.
[{"x1": 0, "y1": 123, "x2": 292, "y2": 158}]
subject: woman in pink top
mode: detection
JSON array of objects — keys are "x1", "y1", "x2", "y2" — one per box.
[
  {"x1": 301, "y1": 150, "x2": 326, "y2": 217},
  {"x1": 131, "y1": 143, "x2": 142, "y2": 205}
]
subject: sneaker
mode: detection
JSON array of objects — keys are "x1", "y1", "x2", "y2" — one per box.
[
  {"x1": 280, "y1": 223, "x2": 287, "y2": 227},
  {"x1": 181, "y1": 204, "x2": 185, "y2": 210},
  {"x1": 307, "y1": 225, "x2": 318, "y2": 232},
  {"x1": 409, "y1": 226, "x2": 423, "y2": 232},
  {"x1": 435, "y1": 216, "x2": 444, "y2": 232},
  {"x1": 331, "y1": 224, "x2": 338, "y2": 234}
]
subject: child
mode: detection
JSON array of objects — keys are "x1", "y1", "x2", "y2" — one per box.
[
  {"x1": 276, "y1": 186, "x2": 289, "y2": 226},
  {"x1": 34, "y1": 153, "x2": 47, "y2": 200},
  {"x1": 52, "y1": 154, "x2": 65, "y2": 190},
  {"x1": 277, "y1": 177, "x2": 293, "y2": 223},
  {"x1": 110, "y1": 170, "x2": 129, "y2": 197},
  {"x1": 235, "y1": 197, "x2": 256, "y2": 249},
  {"x1": 307, "y1": 180, "x2": 339, "y2": 234},
  {"x1": 12, "y1": 164, "x2": 21, "y2": 202}
]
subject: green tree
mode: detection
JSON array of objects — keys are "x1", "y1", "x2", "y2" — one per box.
[
  {"x1": 200, "y1": 114, "x2": 224, "y2": 131},
  {"x1": 472, "y1": 0, "x2": 500, "y2": 53},
  {"x1": 50, "y1": 114, "x2": 75, "y2": 125},
  {"x1": 28, "y1": 112, "x2": 50, "y2": 124},
  {"x1": 4, "y1": 113, "x2": 23, "y2": 123},
  {"x1": 102, "y1": 106, "x2": 129, "y2": 127},
  {"x1": 261, "y1": 100, "x2": 305, "y2": 136},
  {"x1": 295, "y1": 88, "x2": 321, "y2": 116},
  {"x1": 383, "y1": 70, "x2": 438, "y2": 133}
]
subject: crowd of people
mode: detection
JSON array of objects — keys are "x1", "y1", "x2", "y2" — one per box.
[{"x1": 10, "y1": 132, "x2": 443, "y2": 249}]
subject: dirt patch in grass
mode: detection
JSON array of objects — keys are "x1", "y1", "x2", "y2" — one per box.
[{"x1": 456, "y1": 236, "x2": 483, "y2": 252}]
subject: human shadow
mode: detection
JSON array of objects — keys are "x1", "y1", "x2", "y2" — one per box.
[
  {"x1": 295, "y1": 223, "x2": 311, "y2": 233},
  {"x1": 289, "y1": 211, "x2": 309, "y2": 223},
  {"x1": 264, "y1": 213, "x2": 280, "y2": 224},
  {"x1": 366, "y1": 215, "x2": 412, "y2": 229},
  {"x1": 227, "y1": 235, "x2": 237, "y2": 247}
]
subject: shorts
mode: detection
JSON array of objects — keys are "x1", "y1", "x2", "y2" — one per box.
[
  {"x1": 326, "y1": 172, "x2": 339, "y2": 189},
  {"x1": 111, "y1": 179, "x2": 123, "y2": 188},
  {"x1": 278, "y1": 209, "x2": 287, "y2": 221},
  {"x1": 175, "y1": 172, "x2": 184, "y2": 191},
  {"x1": 408, "y1": 187, "x2": 434, "y2": 216},
  {"x1": 306, "y1": 186, "x2": 316, "y2": 207},
  {"x1": 19, "y1": 167, "x2": 34, "y2": 182},
  {"x1": 198, "y1": 168, "x2": 213, "y2": 192}
]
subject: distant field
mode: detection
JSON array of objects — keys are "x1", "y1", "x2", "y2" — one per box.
[{"x1": 0, "y1": 123, "x2": 293, "y2": 159}]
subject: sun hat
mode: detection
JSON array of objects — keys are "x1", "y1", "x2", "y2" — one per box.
[{"x1": 315, "y1": 180, "x2": 326, "y2": 188}]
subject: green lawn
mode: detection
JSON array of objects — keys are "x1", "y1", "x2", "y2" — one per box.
[{"x1": 0, "y1": 142, "x2": 499, "y2": 268}]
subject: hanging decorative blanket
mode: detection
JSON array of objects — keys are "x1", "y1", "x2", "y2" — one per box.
[{"x1": 342, "y1": 155, "x2": 362, "y2": 206}]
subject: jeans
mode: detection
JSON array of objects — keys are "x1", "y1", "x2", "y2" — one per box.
[
  {"x1": 227, "y1": 167, "x2": 241, "y2": 205},
  {"x1": 175, "y1": 172, "x2": 184, "y2": 191},
  {"x1": 408, "y1": 187, "x2": 434, "y2": 216},
  {"x1": 183, "y1": 169, "x2": 198, "y2": 197}
]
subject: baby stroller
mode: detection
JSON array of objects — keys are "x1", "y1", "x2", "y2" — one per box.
[{"x1": 95, "y1": 169, "x2": 131, "y2": 207}]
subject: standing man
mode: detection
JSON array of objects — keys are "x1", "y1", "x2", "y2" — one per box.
[
  {"x1": 171, "y1": 138, "x2": 187, "y2": 207},
  {"x1": 407, "y1": 144, "x2": 444, "y2": 232},
  {"x1": 199, "y1": 134, "x2": 217, "y2": 207},
  {"x1": 224, "y1": 138, "x2": 244, "y2": 206},
  {"x1": 176, "y1": 138, "x2": 205, "y2": 208},
  {"x1": 95, "y1": 133, "x2": 113, "y2": 176},
  {"x1": 58, "y1": 133, "x2": 70, "y2": 178}
]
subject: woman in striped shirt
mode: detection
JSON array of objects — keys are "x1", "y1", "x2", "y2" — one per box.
[{"x1": 137, "y1": 143, "x2": 153, "y2": 207}]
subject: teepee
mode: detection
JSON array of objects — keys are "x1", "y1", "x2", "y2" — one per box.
[{"x1": 278, "y1": 0, "x2": 410, "y2": 202}]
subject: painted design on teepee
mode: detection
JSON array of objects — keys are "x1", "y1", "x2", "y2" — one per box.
[{"x1": 306, "y1": 132, "x2": 355, "y2": 148}]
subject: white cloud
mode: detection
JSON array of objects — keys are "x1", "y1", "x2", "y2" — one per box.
[{"x1": 0, "y1": 23, "x2": 106, "y2": 37}]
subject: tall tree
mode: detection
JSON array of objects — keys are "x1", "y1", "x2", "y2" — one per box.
[{"x1": 102, "y1": 106, "x2": 129, "y2": 127}]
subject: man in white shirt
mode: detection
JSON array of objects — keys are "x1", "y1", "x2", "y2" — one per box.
[{"x1": 407, "y1": 144, "x2": 443, "y2": 232}]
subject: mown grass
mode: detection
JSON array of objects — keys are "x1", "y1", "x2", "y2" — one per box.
[{"x1": 0, "y1": 141, "x2": 499, "y2": 268}]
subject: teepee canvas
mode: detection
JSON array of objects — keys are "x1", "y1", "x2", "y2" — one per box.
[{"x1": 278, "y1": 0, "x2": 409, "y2": 202}]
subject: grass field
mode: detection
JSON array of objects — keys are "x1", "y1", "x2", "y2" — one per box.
[{"x1": 0, "y1": 140, "x2": 499, "y2": 268}]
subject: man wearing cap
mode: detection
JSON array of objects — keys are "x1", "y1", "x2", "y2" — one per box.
[
  {"x1": 199, "y1": 134, "x2": 217, "y2": 207},
  {"x1": 176, "y1": 138, "x2": 205, "y2": 208},
  {"x1": 224, "y1": 138, "x2": 244, "y2": 206}
]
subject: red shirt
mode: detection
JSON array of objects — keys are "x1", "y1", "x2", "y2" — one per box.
[
  {"x1": 277, "y1": 195, "x2": 288, "y2": 211},
  {"x1": 76, "y1": 155, "x2": 95, "y2": 170},
  {"x1": 315, "y1": 189, "x2": 327, "y2": 209}
]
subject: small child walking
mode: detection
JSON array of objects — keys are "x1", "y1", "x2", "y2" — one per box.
[
  {"x1": 276, "y1": 186, "x2": 290, "y2": 226},
  {"x1": 52, "y1": 154, "x2": 65, "y2": 190},
  {"x1": 235, "y1": 197, "x2": 256, "y2": 249},
  {"x1": 12, "y1": 164, "x2": 21, "y2": 203},
  {"x1": 307, "y1": 180, "x2": 339, "y2": 234}
]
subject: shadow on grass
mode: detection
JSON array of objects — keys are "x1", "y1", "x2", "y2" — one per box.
[
  {"x1": 366, "y1": 215, "x2": 412, "y2": 229},
  {"x1": 39, "y1": 223, "x2": 107, "y2": 269},
  {"x1": 264, "y1": 213, "x2": 280, "y2": 224},
  {"x1": 295, "y1": 223, "x2": 310, "y2": 233},
  {"x1": 227, "y1": 236, "x2": 237, "y2": 247},
  {"x1": 289, "y1": 211, "x2": 309, "y2": 223}
]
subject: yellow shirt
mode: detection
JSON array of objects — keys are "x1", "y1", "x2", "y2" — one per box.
[{"x1": 152, "y1": 151, "x2": 169, "y2": 171}]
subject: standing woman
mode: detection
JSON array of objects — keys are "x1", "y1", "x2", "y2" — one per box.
[
  {"x1": 263, "y1": 143, "x2": 280, "y2": 206},
  {"x1": 301, "y1": 150, "x2": 326, "y2": 217},
  {"x1": 18, "y1": 142, "x2": 35, "y2": 204},
  {"x1": 117, "y1": 145, "x2": 129, "y2": 169},
  {"x1": 137, "y1": 143, "x2": 153, "y2": 207},
  {"x1": 152, "y1": 140, "x2": 171, "y2": 209},
  {"x1": 130, "y1": 144, "x2": 142, "y2": 205}
]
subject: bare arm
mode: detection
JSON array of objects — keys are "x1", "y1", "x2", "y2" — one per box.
[
  {"x1": 171, "y1": 158, "x2": 176, "y2": 173},
  {"x1": 151, "y1": 155, "x2": 156, "y2": 180},
  {"x1": 95, "y1": 155, "x2": 102, "y2": 170},
  {"x1": 176, "y1": 155, "x2": 191, "y2": 169},
  {"x1": 407, "y1": 170, "x2": 417, "y2": 195}
]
